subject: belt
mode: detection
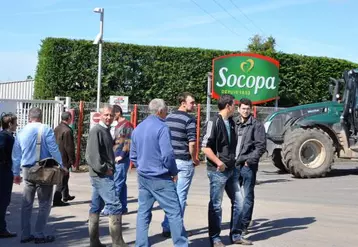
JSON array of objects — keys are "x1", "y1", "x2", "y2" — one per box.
[{"x1": 22, "y1": 164, "x2": 34, "y2": 167}]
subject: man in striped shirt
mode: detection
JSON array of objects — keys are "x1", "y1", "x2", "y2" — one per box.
[{"x1": 161, "y1": 92, "x2": 200, "y2": 238}]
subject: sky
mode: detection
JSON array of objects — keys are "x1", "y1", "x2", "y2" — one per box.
[{"x1": 0, "y1": 0, "x2": 357, "y2": 82}]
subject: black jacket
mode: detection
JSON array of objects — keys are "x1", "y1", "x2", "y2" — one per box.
[
  {"x1": 235, "y1": 115, "x2": 266, "y2": 170},
  {"x1": 0, "y1": 130, "x2": 15, "y2": 171},
  {"x1": 201, "y1": 114, "x2": 237, "y2": 171}
]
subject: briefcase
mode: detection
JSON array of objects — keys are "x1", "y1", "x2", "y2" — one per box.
[
  {"x1": 25, "y1": 124, "x2": 64, "y2": 185},
  {"x1": 27, "y1": 158, "x2": 64, "y2": 185}
]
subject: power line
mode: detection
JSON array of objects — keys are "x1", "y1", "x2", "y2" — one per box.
[
  {"x1": 228, "y1": 0, "x2": 283, "y2": 50},
  {"x1": 189, "y1": 0, "x2": 242, "y2": 38},
  {"x1": 211, "y1": 0, "x2": 251, "y2": 33},
  {"x1": 228, "y1": 0, "x2": 266, "y2": 36}
]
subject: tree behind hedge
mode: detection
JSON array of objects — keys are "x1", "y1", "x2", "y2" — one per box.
[{"x1": 34, "y1": 37, "x2": 357, "y2": 106}]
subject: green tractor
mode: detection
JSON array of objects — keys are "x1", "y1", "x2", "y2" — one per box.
[{"x1": 264, "y1": 69, "x2": 358, "y2": 178}]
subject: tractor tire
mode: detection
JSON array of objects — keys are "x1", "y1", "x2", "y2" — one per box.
[
  {"x1": 282, "y1": 128, "x2": 334, "y2": 178},
  {"x1": 271, "y1": 149, "x2": 288, "y2": 173}
]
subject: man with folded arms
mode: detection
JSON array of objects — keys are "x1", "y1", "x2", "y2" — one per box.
[{"x1": 161, "y1": 92, "x2": 199, "y2": 238}]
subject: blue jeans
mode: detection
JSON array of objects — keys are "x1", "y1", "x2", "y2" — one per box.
[
  {"x1": 90, "y1": 176, "x2": 122, "y2": 215},
  {"x1": 162, "y1": 159, "x2": 195, "y2": 232},
  {"x1": 114, "y1": 160, "x2": 130, "y2": 213},
  {"x1": 207, "y1": 168, "x2": 243, "y2": 244},
  {"x1": 239, "y1": 165, "x2": 257, "y2": 228},
  {"x1": 136, "y1": 175, "x2": 188, "y2": 247}
]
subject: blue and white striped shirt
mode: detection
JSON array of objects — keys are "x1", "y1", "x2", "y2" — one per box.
[{"x1": 165, "y1": 110, "x2": 196, "y2": 160}]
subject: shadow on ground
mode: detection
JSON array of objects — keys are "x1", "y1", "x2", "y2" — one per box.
[
  {"x1": 256, "y1": 179, "x2": 292, "y2": 185},
  {"x1": 325, "y1": 167, "x2": 358, "y2": 177},
  {"x1": 246, "y1": 217, "x2": 316, "y2": 241},
  {"x1": 261, "y1": 167, "x2": 358, "y2": 179},
  {"x1": 189, "y1": 217, "x2": 315, "y2": 246},
  {"x1": 3, "y1": 192, "x2": 132, "y2": 247},
  {"x1": 126, "y1": 205, "x2": 161, "y2": 216},
  {"x1": 125, "y1": 217, "x2": 315, "y2": 246}
]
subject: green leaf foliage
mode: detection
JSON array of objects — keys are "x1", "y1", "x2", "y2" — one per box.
[{"x1": 35, "y1": 37, "x2": 358, "y2": 106}]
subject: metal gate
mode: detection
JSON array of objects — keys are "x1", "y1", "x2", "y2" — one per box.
[{"x1": 0, "y1": 99, "x2": 64, "y2": 130}]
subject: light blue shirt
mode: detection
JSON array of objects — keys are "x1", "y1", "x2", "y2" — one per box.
[{"x1": 12, "y1": 122, "x2": 63, "y2": 176}]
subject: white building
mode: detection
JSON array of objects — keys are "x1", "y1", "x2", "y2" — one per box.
[{"x1": 0, "y1": 79, "x2": 35, "y2": 100}]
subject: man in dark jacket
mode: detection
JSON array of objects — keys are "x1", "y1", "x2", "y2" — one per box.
[
  {"x1": 235, "y1": 98, "x2": 266, "y2": 235},
  {"x1": 201, "y1": 94, "x2": 251, "y2": 247},
  {"x1": 0, "y1": 113, "x2": 17, "y2": 238},
  {"x1": 53, "y1": 111, "x2": 76, "y2": 207},
  {"x1": 85, "y1": 105, "x2": 127, "y2": 247}
]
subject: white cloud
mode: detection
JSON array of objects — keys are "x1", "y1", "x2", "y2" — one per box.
[{"x1": 0, "y1": 51, "x2": 37, "y2": 82}]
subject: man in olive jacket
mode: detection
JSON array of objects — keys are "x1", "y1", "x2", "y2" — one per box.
[{"x1": 53, "y1": 111, "x2": 76, "y2": 207}]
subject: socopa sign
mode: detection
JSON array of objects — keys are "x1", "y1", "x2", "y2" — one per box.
[{"x1": 212, "y1": 53, "x2": 280, "y2": 104}]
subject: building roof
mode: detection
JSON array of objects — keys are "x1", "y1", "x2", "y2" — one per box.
[{"x1": 0, "y1": 79, "x2": 35, "y2": 100}]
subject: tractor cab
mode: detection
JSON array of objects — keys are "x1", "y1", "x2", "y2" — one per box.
[
  {"x1": 329, "y1": 77, "x2": 344, "y2": 102},
  {"x1": 339, "y1": 69, "x2": 358, "y2": 150}
]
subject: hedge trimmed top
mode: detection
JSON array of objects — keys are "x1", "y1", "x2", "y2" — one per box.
[{"x1": 34, "y1": 37, "x2": 357, "y2": 106}]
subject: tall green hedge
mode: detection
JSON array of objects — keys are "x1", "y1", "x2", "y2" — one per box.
[{"x1": 35, "y1": 37, "x2": 357, "y2": 106}]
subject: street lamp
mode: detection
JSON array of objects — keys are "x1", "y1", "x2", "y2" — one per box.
[{"x1": 93, "y1": 7, "x2": 104, "y2": 112}]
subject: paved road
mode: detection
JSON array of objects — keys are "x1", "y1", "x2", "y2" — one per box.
[{"x1": 3, "y1": 161, "x2": 358, "y2": 246}]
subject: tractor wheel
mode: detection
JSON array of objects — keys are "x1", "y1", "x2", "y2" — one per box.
[
  {"x1": 282, "y1": 128, "x2": 334, "y2": 178},
  {"x1": 271, "y1": 149, "x2": 288, "y2": 173}
]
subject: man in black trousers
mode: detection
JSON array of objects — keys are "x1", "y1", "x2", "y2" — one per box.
[
  {"x1": 53, "y1": 111, "x2": 76, "y2": 207},
  {"x1": 0, "y1": 113, "x2": 18, "y2": 238}
]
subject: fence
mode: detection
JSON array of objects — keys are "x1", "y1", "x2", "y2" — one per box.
[
  {"x1": 0, "y1": 98, "x2": 282, "y2": 167},
  {"x1": 71, "y1": 101, "x2": 283, "y2": 166},
  {"x1": 0, "y1": 99, "x2": 63, "y2": 130}
]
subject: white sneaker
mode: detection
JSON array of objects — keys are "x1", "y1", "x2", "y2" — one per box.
[{"x1": 6, "y1": 211, "x2": 10, "y2": 215}]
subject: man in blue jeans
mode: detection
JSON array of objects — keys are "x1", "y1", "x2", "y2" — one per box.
[
  {"x1": 130, "y1": 99, "x2": 188, "y2": 247},
  {"x1": 201, "y1": 94, "x2": 252, "y2": 246},
  {"x1": 113, "y1": 105, "x2": 133, "y2": 214},
  {"x1": 101, "y1": 105, "x2": 133, "y2": 216},
  {"x1": 86, "y1": 105, "x2": 128, "y2": 247},
  {"x1": 161, "y1": 92, "x2": 200, "y2": 237},
  {"x1": 235, "y1": 98, "x2": 266, "y2": 235}
]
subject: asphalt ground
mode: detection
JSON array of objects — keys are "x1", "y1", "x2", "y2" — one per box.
[{"x1": 2, "y1": 160, "x2": 358, "y2": 247}]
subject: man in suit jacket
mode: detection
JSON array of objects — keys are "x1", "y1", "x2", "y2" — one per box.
[{"x1": 53, "y1": 111, "x2": 76, "y2": 207}]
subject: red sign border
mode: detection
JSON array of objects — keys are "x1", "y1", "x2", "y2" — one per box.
[
  {"x1": 92, "y1": 112, "x2": 101, "y2": 123},
  {"x1": 211, "y1": 53, "x2": 280, "y2": 105}
]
